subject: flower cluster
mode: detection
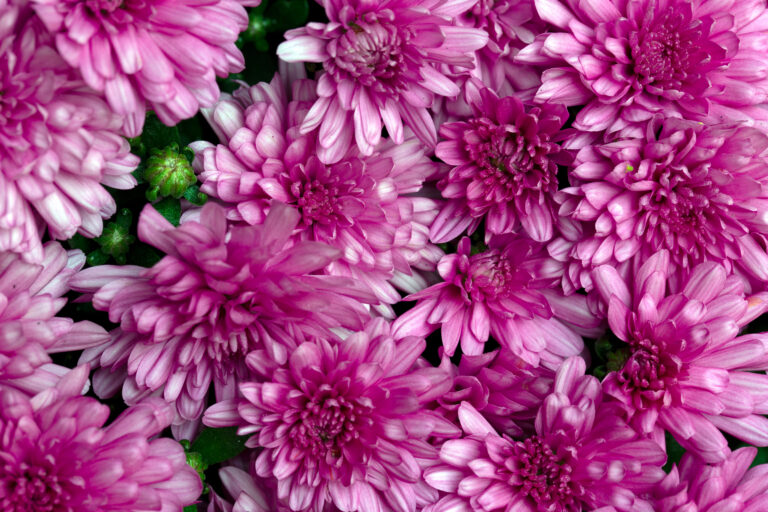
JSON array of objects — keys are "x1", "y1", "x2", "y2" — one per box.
[{"x1": 6, "y1": 0, "x2": 768, "y2": 510}]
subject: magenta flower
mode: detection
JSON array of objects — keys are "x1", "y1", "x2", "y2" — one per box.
[
  {"x1": 595, "y1": 250, "x2": 768, "y2": 462},
  {"x1": 70, "y1": 202, "x2": 374, "y2": 421},
  {"x1": 204, "y1": 318, "x2": 459, "y2": 512},
  {"x1": 0, "y1": 242, "x2": 108, "y2": 396},
  {"x1": 555, "y1": 118, "x2": 768, "y2": 293},
  {"x1": 654, "y1": 448, "x2": 768, "y2": 512},
  {"x1": 431, "y1": 88, "x2": 568, "y2": 243},
  {"x1": 276, "y1": 0, "x2": 488, "y2": 157},
  {"x1": 437, "y1": 348, "x2": 554, "y2": 438},
  {"x1": 0, "y1": 8, "x2": 138, "y2": 261},
  {"x1": 393, "y1": 235, "x2": 600, "y2": 365},
  {"x1": 517, "y1": 0, "x2": 768, "y2": 133},
  {"x1": 423, "y1": 357, "x2": 666, "y2": 512},
  {"x1": 193, "y1": 75, "x2": 443, "y2": 314},
  {"x1": 0, "y1": 366, "x2": 201, "y2": 510},
  {"x1": 32, "y1": 0, "x2": 252, "y2": 136}
]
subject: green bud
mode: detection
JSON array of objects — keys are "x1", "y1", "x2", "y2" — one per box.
[
  {"x1": 144, "y1": 144, "x2": 197, "y2": 201},
  {"x1": 183, "y1": 445, "x2": 209, "y2": 498},
  {"x1": 186, "y1": 451, "x2": 207, "y2": 477},
  {"x1": 95, "y1": 209, "x2": 135, "y2": 264}
]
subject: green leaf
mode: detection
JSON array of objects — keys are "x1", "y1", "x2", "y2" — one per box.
[
  {"x1": 67, "y1": 233, "x2": 94, "y2": 253},
  {"x1": 86, "y1": 249, "x2": 110, "y2": 267},
  {"x1": 265, "y1": 0, "x2": 309, "y2": 33},
  {"x1": 128, "y1": 243, "x2": 163, "y2": 268},
  {"x1": 154, "y1": 197, "x2": 182, "y2": 227},
  {"x1": 190, "y1": 427, "x2": 249, "y2": 466},
  {"x1": 141, "y1": 113, "x2": 182, "y2": 151},
  {"x1": 751, "y1": 446, "x2": 768, "y2": 467},
  {"x1": 663, "y1": 432, "x2": 685, "y2": 472}
]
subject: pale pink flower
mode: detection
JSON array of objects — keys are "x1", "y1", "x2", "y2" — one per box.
[
  {"x1": 517, "y1": 0, "x2": 768, "y2": 134},
  {"x1": 595, "y1": 250, "x2": 768, "y2": 462},
  {"x1": 204, "y1": 318, "x2": 459, "y2": 512},
  {"x1": 424, "y1": 358, "x2": 666, "y2": 512},
  {"x1": 207, "y1": 466, "x2": 290, "y2": 512},
  {"x1": 0, "y1": 7, "x2": 137, "y2": 261},
  {"x1": 193, "y1": 74, "x2": 443, "y2": 315},
  {"x1": 32, "y1": 0, "x2": 252, "y2": 136},
  {"x1": 276, "y1": 0, "x2": 488, "y2": 158},
  {"x1": 70, "y1": 202, "x2": 375, "y2": 422},
  {"x1": 0, "y1": 366, "x2": 201, "y2": 510},
  {"x1": 0, "y1": 242, "x2": 108, "y2": 396},
  {"x1": 554, "y1": 118, "x2": 768, "y2": 294},
  {"x1": 653, "y1": 447, "x2": 768, "y2": 512},
  {"x1": 393, "y1": 235, "x2": 600, "y2": 366}
]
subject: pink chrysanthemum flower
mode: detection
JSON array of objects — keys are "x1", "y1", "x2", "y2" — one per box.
[
  {"x1": 431, "y1": 88, "x2": 568, "y2": 243},
  {"x1": 653, "y1": 447, "x2": 768, "y2": 511},
  {"x1": 207, "y1": 466, "x2": 289, "y2": 512},
  {"x1": 458, "y1": 0, "x2": 543, "y2": 96},
  {"x1": 193, "y1": 75, "x2": 443, "y2": 314},
  {"x1": 423, "y1": 357, "x2": 666, "y2": 512},
  {"x1": 517, "y1": 0, "x2": 768, "y2": 133},
  {"x1": 554, "y1": 118, "x2": 768, "y2": 293},
  {"x1": 393, "y1": 235, "x2": 600, "y2": 365},
  {"x1": 595, "y1": 250, "x2": 768, "y2": 462},
  {"x1": 438, "y1": 348, "x2": 554, "y2": 438},
  {"x1": 0, "y1": 242, "x2": 108, "y2": 396},
  {"x1": 0, "y1": 7, "x2": 138, "y2": 261},
  {"x1": 70, "y1": 202, "x2": 374, "y2": 421},
  {"x1": 31, "y1": 0, "x2": 252, "y2": 136},
  {"x1": 204, "y1": 318, "x2": 459, "y2": 512},
  {"x1": 276, "y1": 0, "x2": 488, "y2": 157},
  {"x1": 0, "y1": 366, "x2": 202, "y2": 510}
]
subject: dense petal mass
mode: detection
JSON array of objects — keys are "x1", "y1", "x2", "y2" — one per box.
[
  {"x1": 393, "y1": 235, "x2": 600, "y2": 366},
  {"x1": 432, "y1": 87, "x2": 568, "y2": 243},
  {"x1": 277, "y1": 0, "x2": 488, "y2": 156},
  {"x1": 596, "y1": 251, "x2": 768, "y2": 462},
  {"x1": 437, "y1": 348, "x2": 555, "y2": 438},
  {"x1": 0, "y1": 7, "x2": 138, "y2": 261},
  {"x1": 424, "y1": 357, "x2": 665, "y2": 512},
  {"x1": 192, "y1": 74, "x2": 443, "y2": 315},
  {"x1": 0, "y1": 242, "x2": 108, "y2": 396},
  {"x1": 0, "y1": 367, "x2": 201, "y2": 510},
  {"x1": 556, "y1": 118, "x2": 768, "y2": 293},
  {"x1": 457, "y1": 0, "x2": 544, "y2": 96},
  {"x1": 70, "y1": 202, "x2": 375, "y2": 422},
  {"x1": 653, "y1": 448, "x2": 768, "y2": 511},
  {"x1": 204, "y1": 318, "x2": 459, "y2": 512},
  {"x1": 518, "y1": 0, "x2": 768, "y2": 134},
  {"x1": 32, "y1": 0, "x2": 252, "y2": 135}
]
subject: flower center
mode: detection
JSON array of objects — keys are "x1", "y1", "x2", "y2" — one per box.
[
  {"x1": 297, "y1": 179, "x2": 341, "y2": 225},
  {"x1": 617, "y1": 339, "x2": 680, "y2": 407},
  {"x1": 513, "y1": 436, "x2": 578, "y2": 509},
  {"x1": 291, "y1": 385, "x2": 373, "y2": 464},
  {"x1": 2, "y1": 461, "x2": 74, "y2": 512},
  {"x1": 630, "y1": 6, "x2": 715, "y2": 88},
  {"x1": 84, "y1": 0, "x2": 124, "y2": 14},
  {"x1": 331, "y1": 17, "x2": 407, "y2": 91},
  {"x1": 632, "y1": 159, "x2": 727, "y2": 257},
  {"x1": 466, "y1": 251, "x2": 530, "y2": 301},
  {"x1": 460, "y1": 117, "x2": 556, "y2": 210}
]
